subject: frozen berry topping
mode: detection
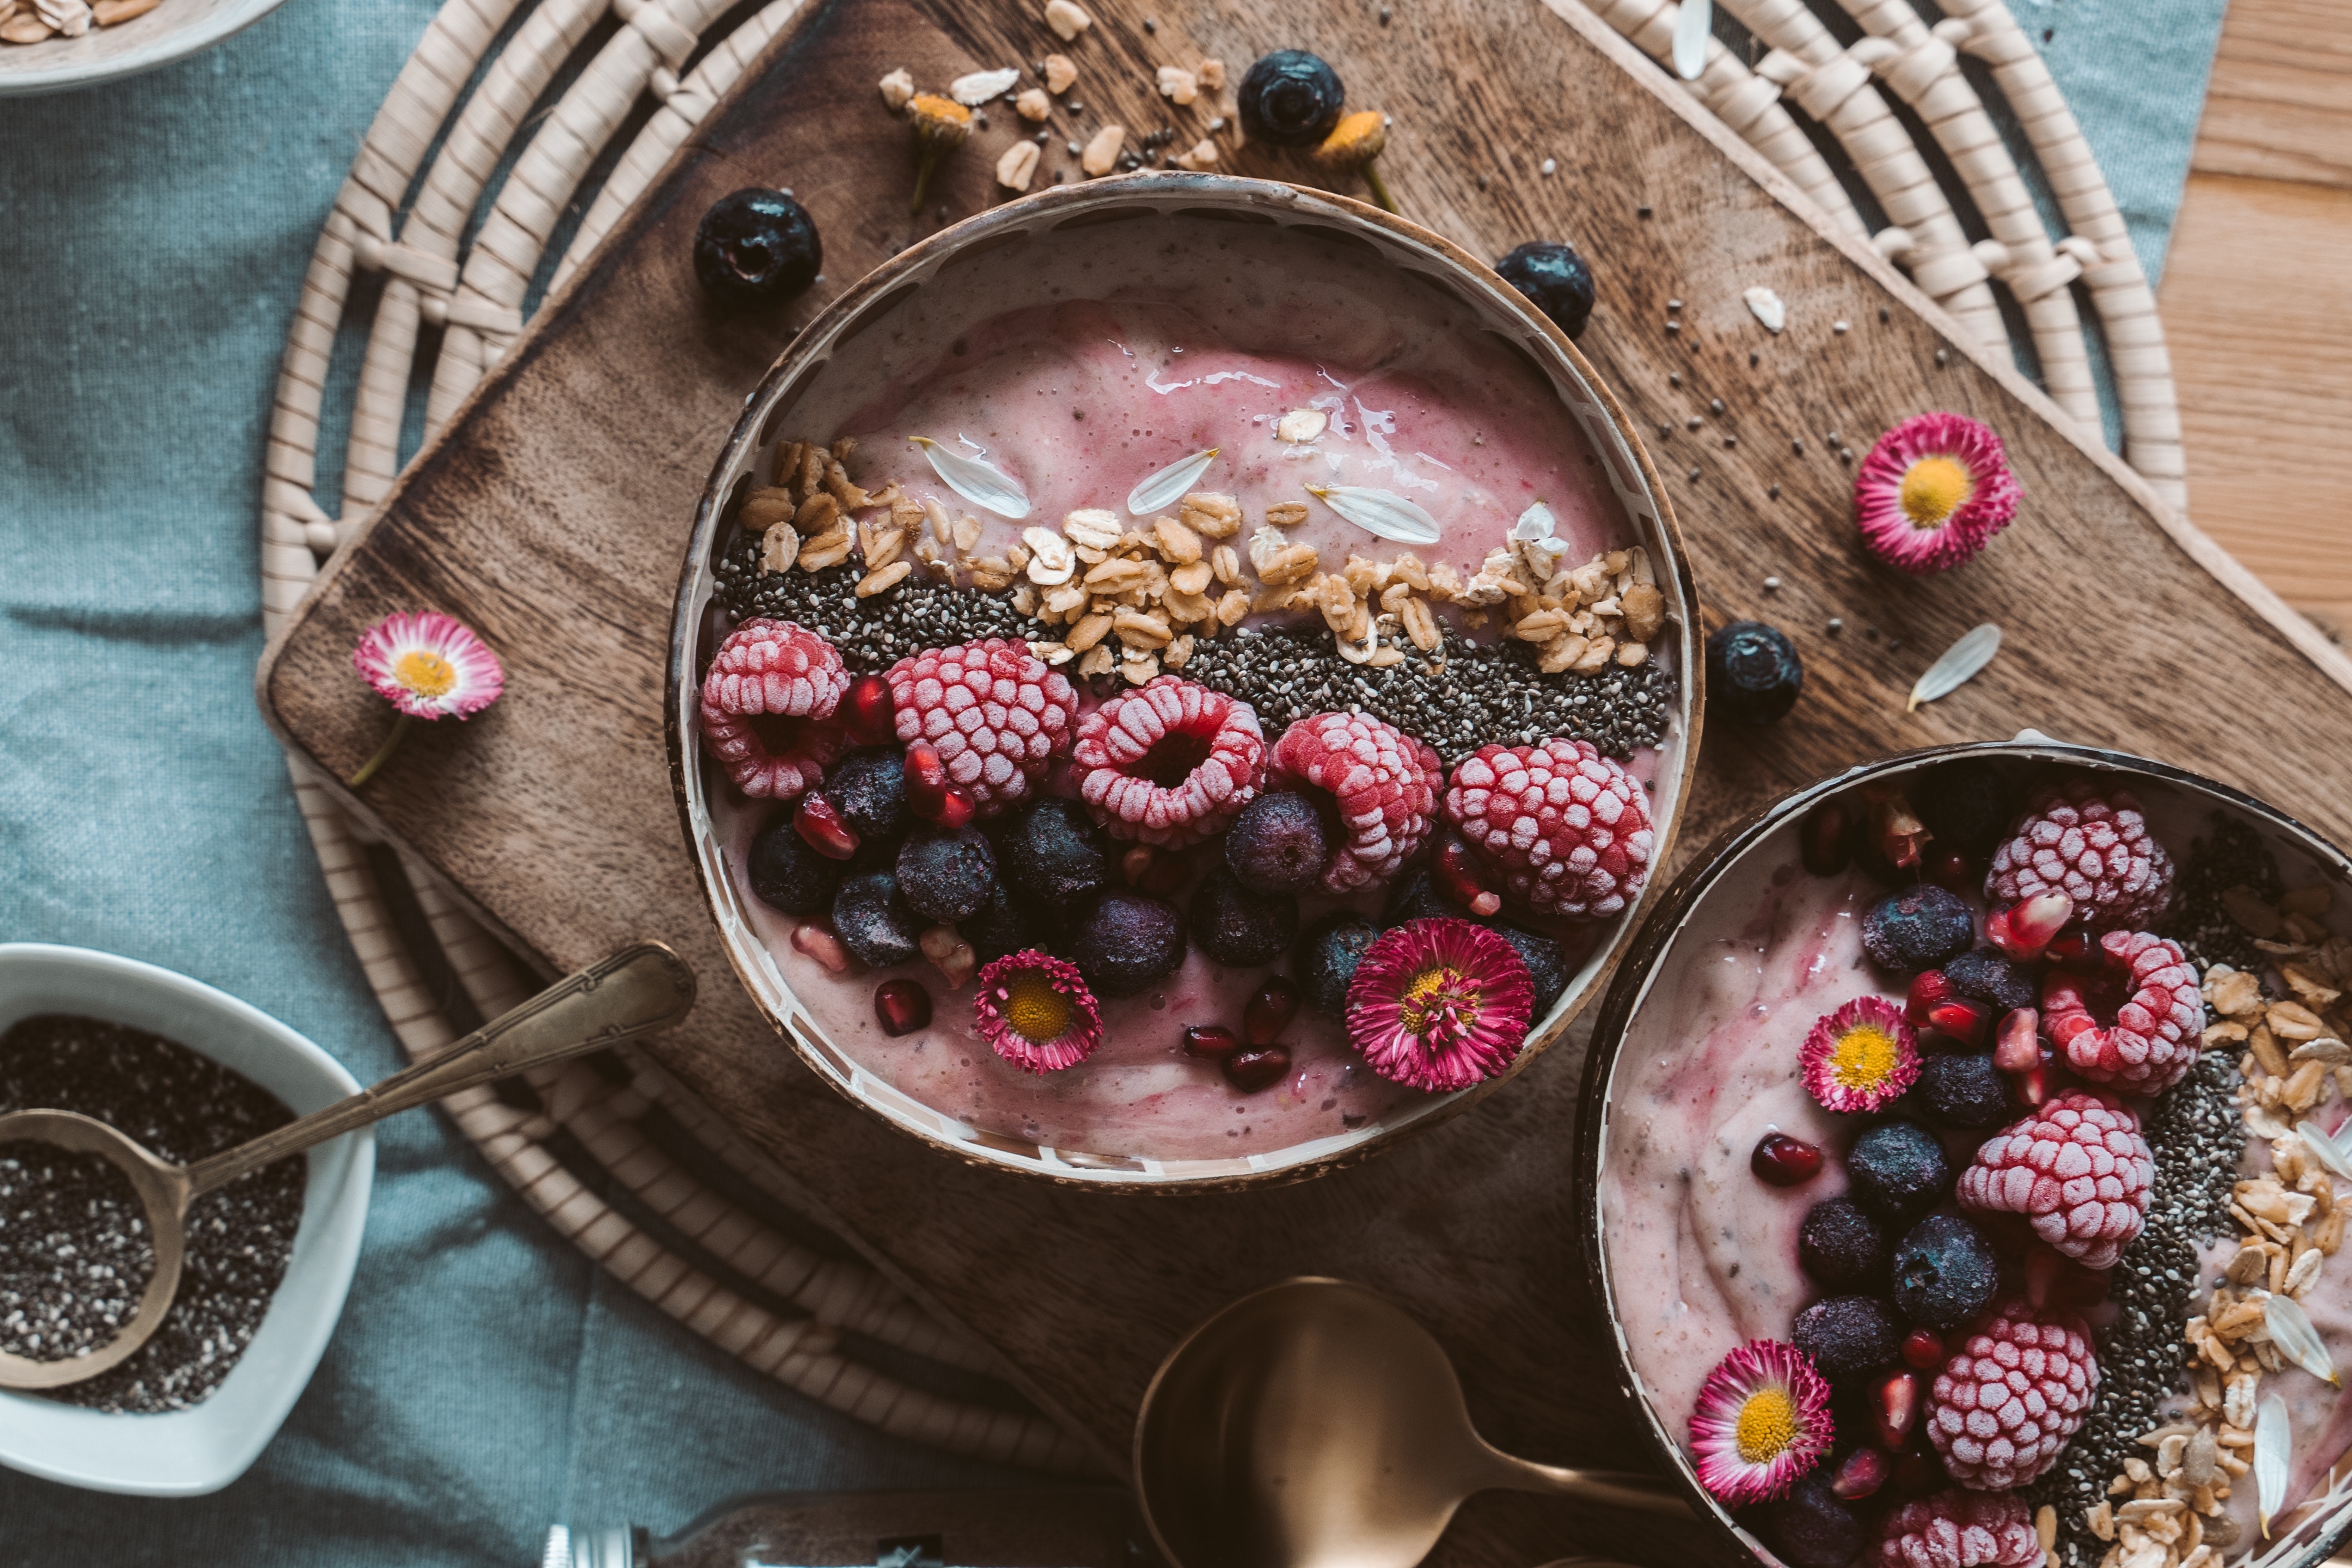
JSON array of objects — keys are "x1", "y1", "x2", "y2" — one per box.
[
  {"x1": 1956, "y1": 1091, "x2": 2153, "y2": 1269},
  {"x1": 1073, "y1": 676, "x2": 1267, "y2": 848},
  {"x1": 1070, "y1": 887, "x2": 1186, "y2": 999},
  {"x1": 1985, "y1": 777, "x2": 2175, "y2": 931},
  {"x1": 1799, "y1": 1196, "x2": 1891, "y2": 1293},
  {"x1": 699, "y1": 618, "x2": 850, "y2": 800},
  {"x1": 887, "y1": 639, "x2": 1079, "y2": 817},
  {"x1": 1891, "y1": 1212, "x2": 2000, "y2": 1330},
  {"x1": 1861, "y1": 884, "x2": 1977, "y2": 973},
  {"x1": 2041, "y1": 929, "x2": 2204, "y2": 1093},
  {"x1": 1846, "y1": 1118, "x2": 1953, "y2": 1224},
  {"x1": 1875, "y1": 1490, "x2": 2042, "y2": 1568},
  {"x1": 1443, "y1": 737, "x2": 1653, "y2": 918},
  {"x1": 1925, "y1": 1297, "x2": 2098, "y2": 1490},
  {"x1": 1188, "y1": 866, "x2": 1298, "y2": 969},
  {"x1": 1268, "y1": 711, "x2": 1440, "y2": 893},
  {"x1": 1792, "y1": 1295, "x2": 1902, "y2": 1383}
]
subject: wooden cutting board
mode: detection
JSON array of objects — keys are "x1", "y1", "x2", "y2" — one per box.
[{"x1": 258, "y1": 0, "x2": 2352, "y2": 1560}]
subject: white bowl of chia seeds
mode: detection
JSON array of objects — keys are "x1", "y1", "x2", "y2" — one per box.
[{"x1": 0, "y1": 943, "x2": 372, "y2": 1496}]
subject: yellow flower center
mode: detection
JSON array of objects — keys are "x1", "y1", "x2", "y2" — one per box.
[
  {"x1": 393, "y1": 650, "x2": 457, "y2": 699},
  {"x1": 1831, "y1": 1024, "x2": 1901, "y2": 1091},
  {"x1": 1398, "y1": 964, "x2": 1476, "y2": 1035},
  {"x1": 1898, "y1": 456, "x2": 1973, "y2": 528},
  {"x1": 1002, "y1": 971, "x2": 1074, "y2": 1043},
  {"x1": 1734, "y1": 1386, "x2": 1798, "y2": 1463}
]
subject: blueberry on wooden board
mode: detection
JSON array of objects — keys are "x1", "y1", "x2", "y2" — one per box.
[
  {"x1": 1495, "y1": 240, "x2": 1597, "y2": 339},
  {"x1": 1237, "y1": 51, "x2": 1345, "y2": 146},
  {"x1": 1706, "y1": 620, "x2": 1803, "y2": 725},
  {"x1": 693, "y1": 188, "x2": 821, "y2": 309}
]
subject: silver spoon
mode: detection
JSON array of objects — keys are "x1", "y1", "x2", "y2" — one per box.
[
  {"x1": 0, "y1": 941, "x2": 696, "y2": 1391},
  {"x1": 1134, "y1": 1277, "x2": 1686, "y2": 1568}
]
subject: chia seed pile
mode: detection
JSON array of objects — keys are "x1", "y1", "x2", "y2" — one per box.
[
  {"x1": 2161, "y1": 812, "x2": 2285, "y2": 975},
  {"x1": 0, "y1": 1014, "x2": 304, "y2": 1413},
  {"x1": 712, "y1": 540, "x2": 1674, "y2": 767}
]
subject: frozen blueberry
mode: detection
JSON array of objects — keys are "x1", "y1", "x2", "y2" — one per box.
[
  {"x1": 1757, "y1": 1469, "x2": 1872, "y2": 1568},
  {"x1": 746, "y1": 808, "x2": 844, "y2": 915},
  {"x1": 832, "y1": 869, "x2": 922, "y2": 969},
  {"x1": 963, "y1": 881, "x2": 1045, "y2": 967},
  {"x1": 1224, "y1": 792, "x2": 1333, "y2": 895},
  {"x1": 1493, "y1": 924, "x2": 1569, "y2": 1018},
  {"x1": 1793, "y1": 1296, "x2": 1903, "y2": 1383},
  {"x1": 1942, "y1": 948, "x2": 2038, "y2": 1015},
  {"x1": 1892, "y1": 1213, "x2": 2000, "y2": 1330},
  {"x1": 896, "y1": 826, "x2": 997, "y2": 924},
  {"x1": 693, "y1": 188, "x2": 821, "y2": 310},
  {"x1": 1912, "y1": 759, "x2": 2015, "y2": 858},
  {"x1": 1847, "y1": 1119, "x2": 1953, "y2": 1224},
  {"x1": 1706, "y1": 620, "x2": 1803, "y2": 725},
  {"x1": 1912, "y1": 1051, "x2": 2012, "y2": 1128},
  {"x1": 1383, "y1": 867, "x2": 1473, "y2": 926},
  {"x1": 1189, "y1": 866, "x2": 1298, "y2": 968},
  {"x1": 1496, "y1": 240, "x2": 1597, "y2": 340},
  {"x1": 1236, "y1": 50, "x2": 1345, "y2": 146},
  {"x1": 1297, "y1": 911, "x2": 1382, "y2": 1015},
  {"x1": 822, "y1": 747, "x2": 908, "y2": 843},
  {"x1": 1000, "y1": 797, "x2": 1111, "y2": 908},
  {"x1": 1073, "y1": 889, "x2": 1186, "y2": 999},
  {"x1": 1861, "y1": 884, "x2": 1976, "y2": 973},
  {"x1": 1799, "y1": 1196, "x2": 1890, "y2": 1292}
]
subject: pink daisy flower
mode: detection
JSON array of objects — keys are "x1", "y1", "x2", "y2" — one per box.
[
  {"x1": 1688, "y1": 1339, "x2": 1833, "y2": 1506},
  {"x1": 353, "y1": 611, "x2": 504, "y2": 721},
  {"x1": 1343, "y1": 917, "x2": 1535, "y2": 1093},
  {"x1": 972, "y1": 951, "x2": 1103, "y2": 1074},
  {"x1": 1853, "y1": 412, "x2": 2021, "y2": 573},
  {"x1": 1801, "y1": 994, "x2": 1922, "y2": 1113}
]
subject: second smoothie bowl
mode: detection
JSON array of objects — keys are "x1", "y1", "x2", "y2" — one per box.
[{"x1": 668, "y1": 174, "x2": 1698, "y2": 1188}]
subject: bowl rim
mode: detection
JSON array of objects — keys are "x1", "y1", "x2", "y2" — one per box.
[
  {"x1": 0, "y1": 0, "x2": 291, "y2": 97},
  {"x1": 0, "y1": 942, "x2": 373, "y2": 1497},
  {"x1": 665, "y1": 170, "x2": 1703, "y2": 1192},
  {"x1": 1572, "y1": 740, "x2": 2352, "y2": 1568}
]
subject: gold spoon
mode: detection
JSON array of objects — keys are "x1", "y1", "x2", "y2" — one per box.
[
  {"x1": 0, "y1": 941, "x2": 696, "y2": 1391},
  {"x1": 1134, "y1": 1277, "x2": 1688, "y2": 1568}
]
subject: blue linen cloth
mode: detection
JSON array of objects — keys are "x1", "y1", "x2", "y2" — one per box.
[{"x1": 0, "y1": 0, "x2": 2224, "y2": 1559}]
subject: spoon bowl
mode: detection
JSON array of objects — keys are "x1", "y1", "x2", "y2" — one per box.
[{"x1": 1134, "y1": 1278, "x2": 1682, "y2": 1568}]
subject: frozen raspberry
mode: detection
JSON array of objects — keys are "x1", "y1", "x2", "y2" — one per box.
[
  {"x1": 1925, "y1": 1297, "x2": 2098, "y2": 1489},
  {"x1": 1443, "y1": 738, "x2": 1653, "y2": 919},
  {"x1": 1267, "y1": 712, "x2": 1438, "y2": 892},
  {"x1": 1875, "y1": 1491, "x2": 2041, "y2": 1568},
  {"x1": 1071, "y1": 677, "x2": 1266, "y2": 847},
  {"x1": 1986, "y1": 778, "x2": 2175, "y2": 930},
  {"x1": 699, "y1": 618, "x2": 850, "y2": 800},
  {"x1": 1956, "y1": 1091, "x2": 2153, "y2": 1269},
  {"x1": 886, "y1": 639, "x2": 1078, "y2": 817},
  {"x1": 2041, "y1": 929, "x2": 2204, "y2": 1093}
]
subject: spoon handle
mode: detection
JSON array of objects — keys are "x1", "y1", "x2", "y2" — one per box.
[
  {"x1": 183, "y1": 942, "x2": 697, "y2": 1199},
  {"x1": 1488, "y1": 1452, "x2": 1692, "y2": 1517}
]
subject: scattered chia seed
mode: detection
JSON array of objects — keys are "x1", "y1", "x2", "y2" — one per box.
[
  {"x1": 2161, "y1": 811, "x2": 2284, "y2": 974},
  {"x1": 0, "y1": 1015, "x2": 303, "y2": 1414}
]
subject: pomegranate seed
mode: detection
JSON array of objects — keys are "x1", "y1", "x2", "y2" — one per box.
[
  {"x1": 1750, "y1": 1132, "x2": 1823, "y2": 1186},
  {"x1": 795, "y1": 793, "x2": 860, "y2": 859},
  {"x1": 1872, "y1": 1369, "x2": 1922, "y2": 1449},
  {"x1": 902, "y1": 742, "x2": 948, "y2": 816},
  {"x1": 930, "y1": 784, "x2": 977, "y2": 830},
  {"x1": 873, "y1": 978, "x2": 932, "y2": 1036},
  {"x1": 1906, "y1": 970, "x2": 1956, "y2": 1027},
  {"x1": 1994, "y1": 1008, "x2": 2041, "y2": 1073},
  {"x1": 841, "y1": 673, "x2": 896, "y2": 746},
  {"x1": 2044, "y1": 930, "x2": 2100, "y2": 970},
  {"x1": 1800, "y1": 800, "x2": 1854, "y2": 877},
  {"x1": 1434, "y1": 832, "x2": 1505, "y2": 917},
  {"x1": 1183, "y1": 1024, "x2": 1241, "y2": 1059},
  {"x1": 1925, "y1": 847, "x2": 1973, "y2": 893},
  {"x1": 1223, "y1": 1044, "x2": 1291, "y2": 1093},
  {"x1": 1890, "y1": 1445, "x2": 1946, "y2": 1496},
  {"x1": 1863, "y1": 784, "x2": 1930, "y2": 871},
  {"x1": 1830, "y1": 1446, "x2": 1892, "y2": 1500},
  {"x1": 1244, "y1": 978, "x2": 1300, "y2": 1045},
  {"x1": 1900, "y1": 1328, "x2": 1944, "y2": 1371},
  {"x1": 1922, "y1": 998, "x2": 1990, "y2": 1048},
  {"x1": 1985, "y1": 890, "x2": 2073, "y2": 960},
  {"x1": 2014, "y1": 1057, "x2": 2053, "y2": 1107},
  {"x1": 791, "y1": 922, "x2": 850, "y2": 973}
]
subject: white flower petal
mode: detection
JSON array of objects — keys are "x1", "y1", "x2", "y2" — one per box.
[
  {"x1": 2265, "y1": 1294, "x2": 2339, "y2": 1386},
  {"x1": 2299, "y1": 1119, "x2": 2352, "y2": 1181},
  {"x1": 949, "y1": 68, "x2": 1021, "y2": 105},
  {"x1": 2255, "y1": 1393, "x2": 2291, "y2": 1537},
  {"x1": 1906, "y1": 623, "x2": 2001, "y2": 712},
  {"x1": 1744, "y1": 286, "x2": 1786, "y2": 333},
  {"x1": 1126, "y1": 448, "x2": 1219, "y2": 515},
  {"x1": 1306, "y1": 485, "x2": 1441, "y2": 545},
  {"x1": 909, "y1": 437, "x2": 1030, "y2": 519},
  {"x1": 1513, "y1": 501, "x2": 1558, "y2": 541}
]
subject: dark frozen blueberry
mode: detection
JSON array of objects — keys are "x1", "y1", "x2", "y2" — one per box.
[
  {"x1": 1296, "y1": 911, "x2": 1382, "y2": 1015},
  {"x1": 1493, "y1": 924, "x2": 1568, "y2": 1018},
  {"x1": 1799, "y1": 1196, "x2": 1890, "y2": 1292},
  {"x1": 963, "y1": 881, "x2": 1045, "y2": 967},
  {"x1": 1792, "y1": 1296, "x2": 1903, "y2": 1383},
  {"x1": 1942, "y1": 948, "x2": 2038, "y2": 1015},
  {"x1": 1756, "y1": 1469, "x2": 1872, "y2": 1568},
  {"x1": 1846, "y1": 1119, "x2": 1953, "y2": 1224},
  {"x1": 1073, "y1": 889, "x2": 1186, "y2": 999},
  {"x1": 896, "y1": 826, "x2": 997, "y2": 924},
  {"x1": 693, "y1": 188, "x2": 822, "y2": 309},
  {"x1": 1224, "y1": 792, "x2": 1333, "y2": 895},
  {"x1": 1495, "y1": 240, "x2": 1597, "y2": 340},
  {"x1": 1383, "y1": 867, "x2": 1472, "y2": 926},
  {"x1": 1912, "y1": 759, "x2": 2015, "y2": 859},
  {"x1": 1705, "y1": 620, "x2": 1803, "y2": 725},
  {"x1": 999, "y1": 797, "x2": 1111, "y2": 908},
  {"x1": 1891, "y1": 1213, "x2": 2000, "y2": 1330},
  {"x1": 1861, "y1": 884, "x2": 1976, "y2": 973},
  {"x1": 1189, "y1": 866, "x2": 1298, "y2": 968},
  {"x1": 822, "y1": 747, "x2": 908, "y2": 842},
  {"x1": 1236, "y1": 50, "x2": 1345, "y2": 146},
  {"x1": 832, "y1": 869, "x2": 922, "y2": 969},
  {"x1": 1912, "y1": 1051, "x2": 2012, "y2": 1128},
  {"x1": 746, "y1": 807, "x2": 844, "y2": 915}
]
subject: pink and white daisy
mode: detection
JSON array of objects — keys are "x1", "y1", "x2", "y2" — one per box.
[
  {"x1": 353, "y1": 611, "x2": 505, "y2": 721},
  {"x1": 1853, "y1": 412, "x2": 2022, "y2": 573},
  {"x1": 1343, "y1": 917, "x2": 1535, "y2": 1093},
  {"x1": 972, "y1": 951, "x2": 1103, "y2": 1074},
  {"x1": 1801, "y1": 994, "x2": 1922, "y2": 1113},
  {"x1": 1688, "y1": 1339, "x2": 1833, "y2": 1506}
]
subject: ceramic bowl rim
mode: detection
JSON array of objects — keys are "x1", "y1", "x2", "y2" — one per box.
[{"x1": 0, "y1": 0, "x2": 290, "y2": 97}]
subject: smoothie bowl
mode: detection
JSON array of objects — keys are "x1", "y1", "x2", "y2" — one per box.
[
  {"x1": 1576, "y1": 742, "x2": 2352, "y2": 1568},
  {"x1": 667, "y1": 174, "x2": 1698, "y2": 1188}
]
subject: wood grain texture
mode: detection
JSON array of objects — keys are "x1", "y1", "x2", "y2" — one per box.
[
  {"x1": 259, "y1": 1, "x2": 2352, "y2": 1560},
  {"x1": 2182, "y1": 0, "x2": 2352, "y2": 190}
]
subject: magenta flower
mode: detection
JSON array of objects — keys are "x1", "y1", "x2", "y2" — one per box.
[
  {"x1": 1854, "y1": 412, "x2": 2022, "y2": 573},
  {"x1": 1688, "y1": 1339, "x2": 1833, "y2": 1505},
  {"x1": 1800, "y1": 994, "x2": 1922, "y2": 1113},
  {"x1": 972, "y1": 950, "x2": 1103, "y2": 1074},
  {"x1": 1343, "y1": 917, "x2": 1535, "y2": 1092},
  {"x1": 348, "y1": 611, "x2": 506, "y2": 786}
]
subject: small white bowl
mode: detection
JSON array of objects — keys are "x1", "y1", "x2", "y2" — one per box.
[
  {"x1": 0, "y1": 944, "x2": 372, "y2": 1496},
  {"x1": 0, "y1": 0, "x2": 290, "y2": 99}
]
